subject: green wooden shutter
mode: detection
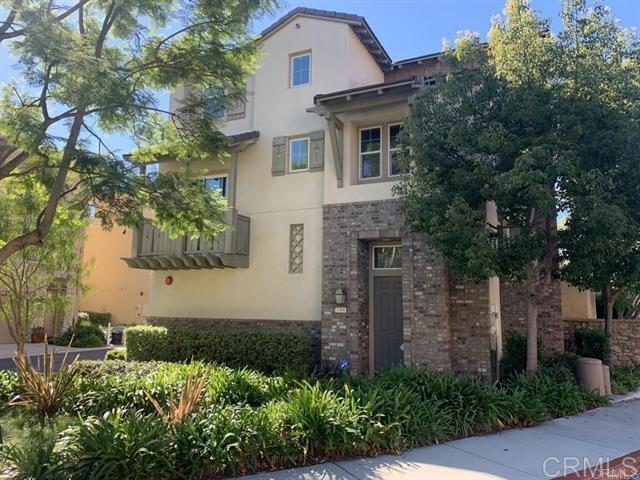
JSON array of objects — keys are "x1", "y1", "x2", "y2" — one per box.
[
  {"x1": 309, "y1": 130, "x2": 325, "y2": 171},
  {"x1": 272, "y1": 136, "x2": 287, "y2": 176}
]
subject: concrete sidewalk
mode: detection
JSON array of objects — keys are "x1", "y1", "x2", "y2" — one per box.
[{"x1": 242, "y1": 400, "x2": 640, "y2": 480}]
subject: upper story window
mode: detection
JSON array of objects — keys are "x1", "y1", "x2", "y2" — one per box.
[
  {"x1": 388, "y1": 124, "x2": 402, "y2": 176},
  {"x1": 203, "y1": 87, "x2": 225, "y2": 119},
  {"x1": 203, "y1": 87, "x2": 246, "y2": 121},
  {"x1": 290, "y1": 138, "x2": 310, "y2": 171},
  {"x1": 290, "y1": 52, "x2": 311, "y2": 87},
  {"x1": 204, "y1": 175, "x2": 227, "y2": 197},
  {"x1": 359, "y1": 127, "x2": 381, "y2": 179}
]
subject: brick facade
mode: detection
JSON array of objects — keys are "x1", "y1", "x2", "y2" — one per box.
[
  {"x1": 448, "y1": 277, "x2": 492, "y2": 376},
  {"x1": 322, "y1": 200, "x2": 453, "y2": 374},
  {"x1": 146, "y1": 317, "x2": 321, "y2": 365},
  {"x1": 564, "y1": 318, "x2": 640, "y2": 365},
  {"x1": 500, "y1": 280, "x2": 564, "y2": 353}
]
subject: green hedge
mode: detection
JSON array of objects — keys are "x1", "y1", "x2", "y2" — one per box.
[
  {"x1": 53, "y1": 320, "x2": 106, "y2": 348},
  {"x1": 81, "y1": 311, "x2": 112, "y2": 327},
  {"x1": 124, "y1": 326, "x2": 310, "y2": 374},
  {"x1": 574, "y1": 327, "x2": 610, "y2": 361}
]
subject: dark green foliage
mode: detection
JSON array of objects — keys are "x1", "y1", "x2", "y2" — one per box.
[
  {"x1": 0, "y1": 361, "x2": 611, "y2": 478},
  {"x1": 104, "y1": 349, "x2": 126, "y2": 361},
  {"x1": 502, "y1": 370, "x2": 607, "y2": 418},
  {"x1": 611, "y1": 364, "x2": 640, "y2": 395},
  {"x1": 0, "y1": 414, "x2": 71, "y2": 480},
  {"x1": 574, "y1": 327, "x2": 610, "y2": 361},
  {"x1": 125, "y1": 326, "x2": 310, "y2": 374},
  {"x1": 501, "y1": 330, "x2": 544, "y2": 378},
  {"x1": 0, "y1": 370, "x2": 20, "y2": 407},
  {"x1": 54, "y1": 320, "x2": 106, "y2": 348},
  {"x1": 64, "y1": 410, "x2": 173, "y2": 480},
  {"x1": 82, "y1": 311, "x2": 112, "y2": 327}
]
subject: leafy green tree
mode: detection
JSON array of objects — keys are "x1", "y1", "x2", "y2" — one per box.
[
  {"x1": 0, "y1": 175, "x2": 86, "y2": 354},
  {"x1": 558, "y1": 1, "x2": 640, "y2": 365},
  {"x1": 0, "y1": 0, "x2": 276, "y2": 264},
  {"x1": 396, "y1": 0, "x2": 640, "y2": 373}
]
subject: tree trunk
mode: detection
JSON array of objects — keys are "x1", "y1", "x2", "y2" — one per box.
[
  {"x1": 602, "y1": 285, "x2": 615, "y2": 366},
  {"x1": 526, "y1": 295, "x2": 539, "y2": 375},
  {"x1": 525, "y1": 265, "x2": 540, "y2": 375}
]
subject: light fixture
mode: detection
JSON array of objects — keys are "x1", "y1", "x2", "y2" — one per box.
[{"x1": 334, "y1": 286, "x2": 347, "y2": 305}]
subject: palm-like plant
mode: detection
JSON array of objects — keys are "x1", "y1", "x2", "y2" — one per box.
[
  {"x1": 12, "y1": 337, "x2": 79, "y2": 419},
  {"x1": 147, "y1": 370, "x2": 209, "y2": 426}
]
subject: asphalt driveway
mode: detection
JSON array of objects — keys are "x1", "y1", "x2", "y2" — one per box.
[{"x1": 0, "y1": 343, "x2": 109, "y2": 371}]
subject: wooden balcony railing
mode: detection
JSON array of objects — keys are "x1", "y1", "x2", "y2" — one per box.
[{"x1": 122, "y1": 210, "x2": 250, "y2": 270}]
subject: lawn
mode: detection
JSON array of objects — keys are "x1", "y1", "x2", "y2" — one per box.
[{"x1": 0, "y1": 359, "x2": 609, "y2": 480}]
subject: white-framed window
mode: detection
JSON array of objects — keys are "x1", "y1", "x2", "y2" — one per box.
[
  {"x1": 359, "y1": 126, "x2": 381, "y2": 179},
  {"x1": 289, "y1": 137, "x2": 310, "y2": 171},
  {"x1": 290, "y1": 52, "x2": 311, "y2": 87},
  {"x1": 203, "y1": 175, "x2": 228, "y2": 197},
  {"x1": 372, "y1": 245, "x2": 402, "y2": 269},
  {"x1": 388, "y1": 123, "x2": 402, "y2": 177}
]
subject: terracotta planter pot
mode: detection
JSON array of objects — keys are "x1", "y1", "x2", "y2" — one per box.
[{"x1": 30, "y1": 332, "x2": 45, "y2": 343}]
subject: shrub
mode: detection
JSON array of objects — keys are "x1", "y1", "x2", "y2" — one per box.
[
  {"x1": 502, "y1": 371, "x2": 607, "y2": 418},
  {"x1": 611, "y1": 364, "x2": 640, "y2": 395},
  {"x1": 125, "y1": 326, "x2": 310, "y2": 374},
  {"x1": 0, "y1": 370, "x2": 20, "y2": 407},
  {"x1": 54, "y1": 320, "x2": 106, "y2": 348},
  {"x1": 501, "y1": 330, "x2": 544, "y2": 378},
  {"x1": 0, "y1": 416, "x2": 67, "y2": 480},
  {"x1": 104, "y1": 349, "x2": 126, "y2": 361},
  {"x1": 82, "y1": 311, "x2": 112, "y2": 327},
  {"x1": 64, "y1": 410, "x2": 173, "y2": 480},
  {"x1": 574, "y1": 327, "x2": 610, "y2": 361}
]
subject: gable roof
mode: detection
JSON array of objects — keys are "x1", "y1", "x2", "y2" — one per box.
[{"x1": 259, "y1": 7, "x2": 393, "y2": 71}]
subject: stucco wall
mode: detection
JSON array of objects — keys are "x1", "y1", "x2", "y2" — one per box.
[
  {"x1": 151, "y1": 16, "x2": 386, "y2": 323},
  {"x1": 80, "y1": 220, "x2": 149, "y2": 325},
  {"x1": 561, "y1": 282, "x2": 597, "y2": 320}
]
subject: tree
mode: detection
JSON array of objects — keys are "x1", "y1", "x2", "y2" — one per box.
[
  {"x1": 395, "y1": 0, "x2": 640, "y2": 374},
  {"x1": 558, "y1": 0, "x2": 640, "y2": 365},
  {"x1": 0, "y1": 175, "x2": 86, "y2": 354},
  {"x1": 0, "y1": 0, "x2": 276, "y2": 264}
]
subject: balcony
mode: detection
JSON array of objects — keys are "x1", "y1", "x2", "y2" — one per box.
[{"x1": 122, "y1": 210, "x2": 250, "y2": 270}]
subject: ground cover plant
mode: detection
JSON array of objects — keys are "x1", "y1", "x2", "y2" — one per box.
[
  {"x1": 0, "y1": 359, "x2": 607, "y2": 479},
  {"x1": 611, "y1": 364, "x2": 640, "y2": 395}
]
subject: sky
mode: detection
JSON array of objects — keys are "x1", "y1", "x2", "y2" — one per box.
[{"x1": 0, "y1": 0, "x2": 638, "y2": 155}]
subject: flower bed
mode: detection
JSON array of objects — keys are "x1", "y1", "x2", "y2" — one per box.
[{"x1": 0, "y1": 360, "x2": 607, "y2": 479}]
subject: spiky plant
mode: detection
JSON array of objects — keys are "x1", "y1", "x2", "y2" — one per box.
[
  {"x1": 12, "y1": 337, "x2": 79, "y2": 419},
  {"x1": 147, "y1": 370, "x2": 209, "y2": 426}
]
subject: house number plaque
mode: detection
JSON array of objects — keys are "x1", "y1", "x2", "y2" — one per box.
[{"x1": 334, "y1": 306, "x2": 347, "y2": 314}]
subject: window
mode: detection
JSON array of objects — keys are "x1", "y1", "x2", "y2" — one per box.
[
  {"x1": 359, "y1": 127, "x2": 381, "y2": 179},
  {"x1": 203, "y1": 87, "x2": 225, "y2": 119},
  {"x1": 290, "y1": 138, "x2": 310, "y2": 171},
  {"x1": 291, "y1": 53, "x2": 311, "y2": 87},
  {"x1": 388, "y1": 124, "x2": 402, "y2": 176},
  {"x1": 373, "y1": 245, "x2": 402, "y2": 269},
  {"x1": 203, "y1": 175, "x2": 227, "y2": 197},
  {"x1": 289, "y1": 224, "x2": 304, "y2": 274}
]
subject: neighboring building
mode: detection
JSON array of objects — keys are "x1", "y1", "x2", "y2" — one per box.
[
  {"x1": 122, "y1": 8, "x2": 564, "y2": 376},
  {"x1": 561, "y1": 282, "x2": 597, "y2": 321},
  {"x1": 79, "y1": 219, "x2": 149, "y2": 326}
]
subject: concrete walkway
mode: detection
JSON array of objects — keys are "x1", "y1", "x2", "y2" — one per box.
[
  {"x1": 242, "y1": 400, "x2": 640, "y2": 480},
  {"x1": 0, "y1": 343, "x2": 109, "y2": 371}
]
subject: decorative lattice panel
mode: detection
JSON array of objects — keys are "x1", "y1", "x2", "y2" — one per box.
[{"x1": 289, "y1": 224, "x2": 304, "y2": 274}]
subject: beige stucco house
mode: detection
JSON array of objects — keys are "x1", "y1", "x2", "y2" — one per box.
[{"x1": 120, "y1": 8, "x2": 566, "y2": 376}]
